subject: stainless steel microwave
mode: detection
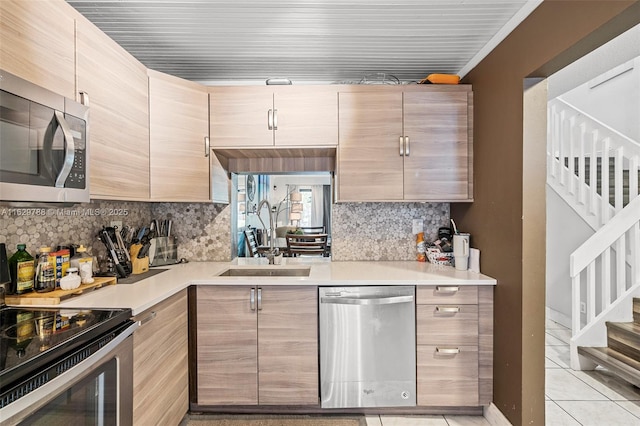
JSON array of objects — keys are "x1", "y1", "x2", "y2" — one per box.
[{"x1": 0, "y1": 69, "x2": 89, "y2": 203}]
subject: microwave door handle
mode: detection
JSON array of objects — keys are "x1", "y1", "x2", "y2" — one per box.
[{"x1": 53, "y1": 110, "x2": 75, "y2": 188}]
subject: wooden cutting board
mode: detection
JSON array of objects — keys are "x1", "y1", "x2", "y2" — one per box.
[{"x1": 5, "y1": 276, "x2": 117, "y2": 305}]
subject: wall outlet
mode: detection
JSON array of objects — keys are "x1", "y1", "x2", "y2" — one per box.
[
  {"x1": 412, "y1": 219, "x2": 423, "y2": 235},
  {"x1": 580, "y1": 302, "x2": 586, "y2": 314},
  {"x1": 110, "y1": 220, "x2": 122, "y2": 229}
]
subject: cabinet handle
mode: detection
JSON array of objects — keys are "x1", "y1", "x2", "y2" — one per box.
[
  {"x1": 79, "y1": 91, "x2": 90, "y2": 106},
  {"x1": 405, "y1": 136, "x2": 410, "y2": 156},
  {"x1": 399, "y1": 136, "x2": 404, "y2": 156},
  {"x1": 273, "y1": 109, "x2": 278, "y2": 130},
  {"x1": 138, "y1": 311, "x2": 156, "y2": 327},
  {"x1": 436, "y1": 347, "x2": 460, "y2": 355},
  {"x1": 435, "y1": 306, "x2": 460, "y2": 314},
  {"x1": 257, "y1": 288, "x2": 262, "y2": 310},
  {"x1": 250, "y1": 288, "x2": 255, "y2": 311},
  {"x1": 204, "y1": 136, "x2": 210, "y2": 157},
  {"x1": 435, "y1": 286, "x2": 459, "y2": 294},
  {"x1": 267, "y1": 109, "x2": 273, "y2": 130}
]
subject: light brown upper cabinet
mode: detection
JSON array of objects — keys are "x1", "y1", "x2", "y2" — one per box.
[
  {"x1": 337, "y1": 85, "x2": 473, "y2": 202},
  {"x1": 148, "y1": 70, "x2": 211, "y2": 202},
  {"x1": 76, "y1": 17, "x2": 150, "y2": 200},
  {"x1": 210, "y1": 86, "x2": 338, "y2": 148},
  {"x1": 0, "y1": 0, "x2": 75, "y2": 98}
]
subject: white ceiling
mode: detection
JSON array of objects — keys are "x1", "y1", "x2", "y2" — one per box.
[{"x1": 66, "y1": 0, "x2": 541, "y2": 84}]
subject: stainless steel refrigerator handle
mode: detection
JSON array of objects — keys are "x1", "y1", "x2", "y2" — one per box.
[
  {"x1": 399, "y1": 136, "x2": 404, "y2": 156},
  {"x1": 54, "y1": 110, "x2": 75, "y2": 188},
  {"x1": 320, "y1": 295, "x2": 414, "y2": 306},
  {"x1": 204, "y1": 136, "x2": 210, "y2": 157},
  {"x1": 405, "y1": 136, "x2": 410, "y2": 156},
  {"x1": 250, "y1": 288, "x2": 255, "y2": 311},
  {"x1": 257, "y1": 288, "x2": 262, "y2": 310},
  {"x1": 267, "y1": 109, "x2": 273, "y2": 130},
  {"x1": 273, "y1": 109, "x2": 278, "y2": 130}
]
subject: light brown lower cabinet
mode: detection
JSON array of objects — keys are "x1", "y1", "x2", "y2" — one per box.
[
  {"x1": 196, "y1": 285, "x2": 318, "y2": 406},
  {"x1": 133, "y1": 290, "x2": 188, "y2": 425},
  {"x1": 416, "y1": 285, "x2": 493, "y2": 407}
]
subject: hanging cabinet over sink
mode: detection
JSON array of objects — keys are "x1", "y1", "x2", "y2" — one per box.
[
  {"x1": 336, "y1": 85, "x2": 473, "y2": 202},
  {"x1": 209, "y1": 86, "x2": 338, "y2": 148}
]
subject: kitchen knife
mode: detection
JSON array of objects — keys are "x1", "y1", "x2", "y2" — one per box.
[
  {"x1": 101, "y1": 229, "x2": 127, "y2": 278},
  {"x1": 115, "y1": 228, "x2": 131, "y2": 262},
  {"x1": 138, "y1": 242, "x2": 151, "y2": 258}
]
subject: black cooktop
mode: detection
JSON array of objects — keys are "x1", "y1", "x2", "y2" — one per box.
[{"x1": 0, "y1": 306, "x2": 132, "y2": 391}]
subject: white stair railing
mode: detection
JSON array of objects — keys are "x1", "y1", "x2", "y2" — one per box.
[
  {"x1": 547, "y1": 98, "x2": 640, "y2": 231},
  {"x1": 548, "y1": 98, "x2": 640, "y2": 370},
  {"x1": 569, "y1": 196, "x2": 640, "y2": 369}
]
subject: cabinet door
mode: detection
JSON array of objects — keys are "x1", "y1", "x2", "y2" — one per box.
[
  {"x1": 210, "y1": 86, "x2": 274, "y2": 147},
  {"x1": 197, "y1": 286, "x2": 258, "y2": 405},
  {"x1": 273, "y1": 86, "x2": 338, "y2": 147},
  {"x1": 403, "y1": 91, "x2": 471, "y2": 200},
  {"x1": 149, "y1": 70, "x2": 210, "y2": 201},
  {"x1": 417, "y1": 345, "x2": 479, "y2": 406},
  {"x1": 0, "y1": 0, "x2": 75, "y2": 98},
  {"x1": 76, "y1": 18, "x2": 150, "y2": 200},
  {"x1": 337, "y1": 90, "x2": 404, "y2": 201},
  {"x1": 258, "y1": 286, "x2": 318, "y2": 405},
  {"x1": 133, "y1": 290, "x2": 188, "y2": 425}
]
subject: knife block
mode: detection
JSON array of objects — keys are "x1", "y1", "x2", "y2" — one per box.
[{"x1": 129, "y1": 244, "x2": 150, "y2": 275}]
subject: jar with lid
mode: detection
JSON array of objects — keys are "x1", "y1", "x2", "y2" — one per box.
[
  {"x1": 8, "y1": 244, "x2": 35, "y2": 294},
  {"x1": 35, "y1": 246, "x2": 56, "y2": 293},
  {"x1": 59, "y1": 267, "x2": 81, "y2": 290},
  {"x1": 70, "y1": 245, "x2": 94, "y2": 284}
]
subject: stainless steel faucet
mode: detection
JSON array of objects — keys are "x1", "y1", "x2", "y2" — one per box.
[{"x1": 256, "y1": 199, "x2": 279, "y2": 264}]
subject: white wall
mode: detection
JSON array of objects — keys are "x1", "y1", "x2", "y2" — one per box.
[
  {"x1": 545, "y1": 187, "x2": 594, "y2": 322},
  {"x1": 559, "y1": 58, "x2": 640, "y2": 141}
]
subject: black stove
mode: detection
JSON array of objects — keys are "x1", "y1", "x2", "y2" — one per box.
[{"x1": 0, "y1": 305, "x2": 132, "y2": 405}]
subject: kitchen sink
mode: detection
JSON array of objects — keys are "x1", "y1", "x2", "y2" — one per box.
[{"x1": 217, "y1": 267, "x2": 311, "y2": 277}]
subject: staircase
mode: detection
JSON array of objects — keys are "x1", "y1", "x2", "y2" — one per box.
[
  {"x1": 547, "y1": 97, "x2": 640, "y2": 374},
  {"x1": 578, "y1": 299, "x2": 640, "y2": 386}
]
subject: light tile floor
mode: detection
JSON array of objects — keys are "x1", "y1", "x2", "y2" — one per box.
[
  {"x1": 545, "y1": 318, "x2": 640, "y2": 425},
  {"x1": 365, "y1": 319, "x2": 640, "y2": 426}
]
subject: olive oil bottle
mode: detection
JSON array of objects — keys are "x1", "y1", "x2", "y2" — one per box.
[{"x1": 8, "y1": 244, "x2": 35, "y2": 294}]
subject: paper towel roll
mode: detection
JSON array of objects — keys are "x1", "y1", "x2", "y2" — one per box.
[{"x1": 469, "y1": 248, "x2": 480, "y2": 273}]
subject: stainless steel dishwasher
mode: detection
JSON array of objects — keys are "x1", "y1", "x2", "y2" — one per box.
[{"x1": 319, "y1": 286, "x2": 416, "y2": 408}]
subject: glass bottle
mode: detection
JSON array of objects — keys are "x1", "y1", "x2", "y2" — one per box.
[
  {"x1": 35, "y1": 247, "x2": 55, "y2": 293},
  {"x1": 8, "y1": 244, "x2": 35, "y2": 294}
]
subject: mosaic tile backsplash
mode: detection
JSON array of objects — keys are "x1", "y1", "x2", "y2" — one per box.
[
  {"x1": 331, "y1": 202, "x2": 450, "y2": 261},
  {"x1": 150, "y1": 202, "x2": 231, "y2": 261},
  {"x1": 0, "y1": 201, "x2": 153, "y2": 260},
  {"x1": 1, "y1": 200, "x2": 448, "y2": 262}
]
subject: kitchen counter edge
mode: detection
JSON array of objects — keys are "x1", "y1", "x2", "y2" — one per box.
[{"x1": 15, "y1": 259, "x2": 496, "y2": 316}]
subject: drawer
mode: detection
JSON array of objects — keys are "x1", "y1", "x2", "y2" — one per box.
[
  {"x1": 417, "y1": 345, "x2": 479, "y2": 406},
  {"x1": 416, "y1": 304, "x2": 478, "y2": 345},
  {"x1": 417, "y1": 285, "x2": 478, "y2": 305}
]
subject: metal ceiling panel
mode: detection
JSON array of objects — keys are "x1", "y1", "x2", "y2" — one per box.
[{"x1": 66, "y1": 0, "x2": 539, "y2": 83}]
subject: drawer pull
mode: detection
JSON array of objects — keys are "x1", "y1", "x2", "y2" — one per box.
[
  {"x1": 138, "y1": 311, "x2": 156, "y2": 326},
  {"x1": 435, "y1": 286, "x2": 459, "y2": 294},
  {"x1": 436, "y1": 347, "x2": 460, "y2": 355},
  {"x1": 435, "y1": 306, "x2": 460, "y2": 314}
]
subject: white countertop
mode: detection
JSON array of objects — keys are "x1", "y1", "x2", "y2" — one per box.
[{"x1": 27, "y1": 258, "x2": 496, "y2": 315}]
